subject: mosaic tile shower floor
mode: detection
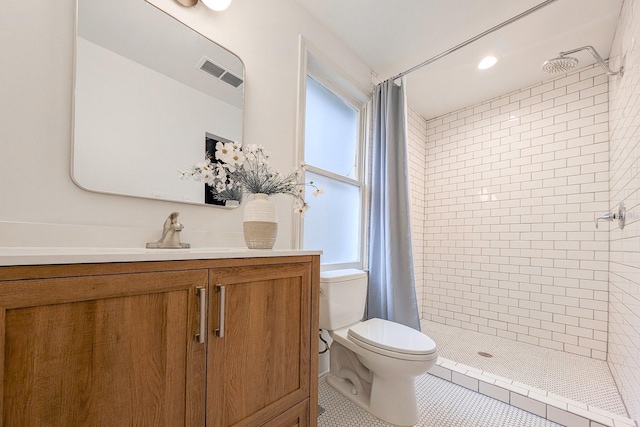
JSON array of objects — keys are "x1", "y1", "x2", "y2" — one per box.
[
  {"x1": 318, "y1": 373, "x2": 562, "y2": 427},
  {"x1": 420, "y1": 320, "x2": 628, "y2": 417}
]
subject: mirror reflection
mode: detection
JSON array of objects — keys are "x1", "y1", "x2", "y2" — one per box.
[{"x1": 72, "y1": 0, "x2": 244, "y2": 206}]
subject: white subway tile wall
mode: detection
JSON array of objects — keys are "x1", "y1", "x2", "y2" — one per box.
[
  {"x1": 608, "y1": 0, "x2": 640, "y2": 422},
  {"x1": 422, "y1": 64, "x2": 611, "y2": 360},
  {"x1": 407, "y1": 108, "x2": 428, "y2": 318}
]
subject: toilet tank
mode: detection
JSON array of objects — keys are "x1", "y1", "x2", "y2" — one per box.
[{"x1": 319, "y1": 269, "x2": 368, "y2": 330}]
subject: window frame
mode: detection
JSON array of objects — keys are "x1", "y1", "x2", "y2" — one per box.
[{"x1": 295, "y1": 38, "x2": 370, "y2": 271}]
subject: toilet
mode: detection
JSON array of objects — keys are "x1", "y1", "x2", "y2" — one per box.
[{"x1": 319, "y1": 269, "x2": 438, "y2": 426}]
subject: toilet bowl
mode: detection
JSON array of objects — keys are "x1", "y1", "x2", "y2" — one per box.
[{"x1": 320, "y1": 269, "x2": 438, "y2": 426}]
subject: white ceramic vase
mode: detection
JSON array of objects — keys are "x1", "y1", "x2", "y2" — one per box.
[{"x1": 242, "y1": 193, "x2": 278, "y2": 249}]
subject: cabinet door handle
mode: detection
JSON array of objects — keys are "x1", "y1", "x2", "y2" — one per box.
[
  {"x1": 214, "y1": 285, "x2": 225, "y2": 338},
  {"x1": 195, "y1": 286, "x2": 206, "y2": 344}
]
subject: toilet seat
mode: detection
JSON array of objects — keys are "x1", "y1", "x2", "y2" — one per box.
[{"x1": 347, "y1": 318, "x2": 438, "y2": 362}]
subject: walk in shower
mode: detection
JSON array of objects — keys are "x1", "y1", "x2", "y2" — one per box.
[{"x1": 407, "y1": 15, "x2": 639, "y2": 420}]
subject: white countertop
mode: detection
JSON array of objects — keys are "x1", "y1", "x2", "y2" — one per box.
[{"x1": 0, "y1": 247, "x2": 322, "y2": 266}]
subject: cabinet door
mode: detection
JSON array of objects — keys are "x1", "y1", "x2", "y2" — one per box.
[
  {"x1": 0, "y1": 269, "x2": 207, "y2": 427},
  {"x1": 261, "y1": 399, "x2": 309, "y2": 427},
  {"x1": 207, "y1": 263, "x2": 312, "y2": 427}
]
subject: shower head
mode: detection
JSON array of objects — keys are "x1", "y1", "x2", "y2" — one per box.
[
  {"x1": 541, "y1": 56, "x2": 579, "y2": 73},
  {"x1": 541, "y1": 45, "x2": 623, "y2": 76}
]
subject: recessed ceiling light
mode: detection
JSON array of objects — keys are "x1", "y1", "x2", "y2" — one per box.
[{"x1": 478, "y1": 56, "x2": 498, "y2": 70}]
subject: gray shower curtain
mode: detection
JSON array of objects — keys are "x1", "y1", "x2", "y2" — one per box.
[{"x1": 367, "y1": 78, "x2": 420, "y2": 331}]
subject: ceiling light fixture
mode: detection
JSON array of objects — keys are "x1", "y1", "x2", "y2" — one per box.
[
  {"x1": 201, "y1": 0, "x2": 232, "y2": 11},
  {"x1": 175, "y1": 0, "x2": 232, "y2": 11},
  {"x1": 478, "y1": 56, "x2": 498, "y2": 70}
]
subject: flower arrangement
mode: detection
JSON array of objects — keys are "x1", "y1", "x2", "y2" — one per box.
[{"x1": 180, "y1": 142, "x2": 323, "y2": 212}]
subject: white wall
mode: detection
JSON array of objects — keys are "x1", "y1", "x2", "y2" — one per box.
[
  {"x1": 607, "y1": 0, "x2": 640, "y2": 422},
  {"x1": 423, "y1": 64, "x2": 611, "y2": 360},
  {"x1": 0, "y1": 0, "x2": 370, "y2": 248}
]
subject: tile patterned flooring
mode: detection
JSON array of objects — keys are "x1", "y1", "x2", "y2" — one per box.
[
  {"x1": 420, "y1": 320, "x2": 628, "y2": 417},
  {"x1": 318, "y1": 373, "x2": 562, "y2": 427},
  {"x1": 318, "y1": 320, "x2": 635, "y2": 426}
]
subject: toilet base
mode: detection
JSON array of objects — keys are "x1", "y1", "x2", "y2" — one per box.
[
  {"x1": 326, "y1": 325, "x2": 435, "y2": 426},
  {"x1": 326, "y1": 374, "x2": 372, "y2": 413},
  {"x1": 369, "y1": 373, "x2": 419, "y2": 426},
  {"x1": 326, "y1": 372, "x2": 419, "y2": 427}
]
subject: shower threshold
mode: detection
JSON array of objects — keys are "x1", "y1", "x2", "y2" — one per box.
[{"x1": 420, "y1": 320, "x2": 636, "y2": 427}]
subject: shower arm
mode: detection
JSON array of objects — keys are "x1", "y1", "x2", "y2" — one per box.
[{"x1": 559, "y1": 46, "x2": 623, "y2": 76}]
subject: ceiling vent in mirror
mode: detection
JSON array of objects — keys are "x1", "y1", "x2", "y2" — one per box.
[
  {"x1": 198, "y1": 57, "x2": 243, "y2": 88},
  {"x1": 220, "y1": 72, "x2": 243, "y2": 88}
]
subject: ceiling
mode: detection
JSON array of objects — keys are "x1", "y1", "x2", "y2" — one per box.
[{"x1": 294, "y1": 0, "x2": 623, "y2": 119}]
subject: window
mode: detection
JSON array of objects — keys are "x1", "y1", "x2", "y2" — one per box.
[{"x1": 301, "y1": 72, "x2": 367, "y2": 268}]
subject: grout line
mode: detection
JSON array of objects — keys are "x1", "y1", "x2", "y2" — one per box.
[
  {"x1": 420, "y1": 319, "x2": 629, "y2": 416},
  {"x1": 430, "y1": 357, "x2": 638, "y2": 427}
]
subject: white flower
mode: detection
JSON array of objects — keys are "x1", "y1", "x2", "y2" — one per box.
[
  {"x1": 229, "y1": 151, "x2": 245, "y2": 165},
  {"x1": 313, "y1": 188, "x2": 324, "y2": 197},
  {"x1": 294, "y1": 202, "x2": 309, "y2": 215},
  {"x1": 245, "y1": 144, "x2": 259, "y2": 154},
  {"x1": 182, "y1": 142, "x2": 322, "y2": 206},
  {"x1": 215, "y1": 142, "x2": 231, "y2": 160},
  {"x1": 215, "y1": 141, "x2": 228, "y2": 155},
  {"x1": 195, "y1": 161, "x2": 208, "y2": 170}
]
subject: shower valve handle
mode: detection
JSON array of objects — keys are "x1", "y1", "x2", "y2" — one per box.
[{"x1": 595, "y1": 203, "x2": 626, "y2": 230}]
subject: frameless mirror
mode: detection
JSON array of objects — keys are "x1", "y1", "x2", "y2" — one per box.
[{"x1": 72, "y1": 0, "x2": 244, "y2": 207}]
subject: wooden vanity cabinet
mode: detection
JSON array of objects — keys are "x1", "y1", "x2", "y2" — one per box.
[
  {"x1": 0, "y1": 268, "x2": 208, "y2": 427},
  {"x1": 207, "y1": 263, "x2": 313, "y2": 426},
  {"x1": 0, "y1": 255, "x2": 319, "y2": 427},
  {"x1": 261, "y1": 400, "x2": 309, "y2": 427}
]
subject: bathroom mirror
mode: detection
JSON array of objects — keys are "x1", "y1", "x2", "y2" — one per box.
[{"x1": 72, "y1": 0, "x2": 244, "y2": 207}]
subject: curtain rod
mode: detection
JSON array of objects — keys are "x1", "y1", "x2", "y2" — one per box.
[{"x1": 387, "y1": 0, "x2": 558, "y2": 82}]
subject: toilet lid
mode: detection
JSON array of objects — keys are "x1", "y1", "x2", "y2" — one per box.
[{"x1": 347, "y1": 318, "x2": 437, "y2": 356}]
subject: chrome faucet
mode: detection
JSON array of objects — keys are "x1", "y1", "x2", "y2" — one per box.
[{"x1": 146, "y1": 212, "x2": 191, "y2": 249}]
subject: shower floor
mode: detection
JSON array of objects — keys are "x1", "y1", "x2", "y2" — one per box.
[{"x1": 420, "y1": 319, "x2": 628, "y2": 417}]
